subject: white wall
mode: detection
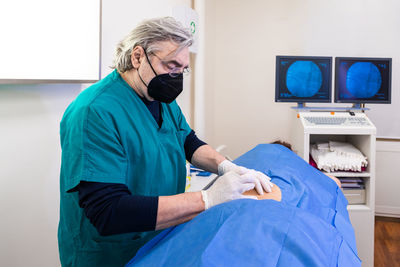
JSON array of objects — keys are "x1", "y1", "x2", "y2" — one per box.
[
  {"x1": 0, "y1": 84, "x2": 83, "y2": 266},
  {"x1": 200, "y1": 0, "x2": 400, "y2": 158},
  {"x1": 193, "y1": 0, "x2": 216, "y2": 141},
  {"x1": 101, "y1": 0, "x2": 193, "y2": 125}
]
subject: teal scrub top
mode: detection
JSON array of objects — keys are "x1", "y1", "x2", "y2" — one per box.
[{"x1": 58, "y1": 70, "x2": 192, "y2": 267}]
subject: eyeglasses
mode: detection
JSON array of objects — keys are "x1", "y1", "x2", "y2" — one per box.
[{"x1": 149, "y1": 51, "x2": 190, "y2": 78}]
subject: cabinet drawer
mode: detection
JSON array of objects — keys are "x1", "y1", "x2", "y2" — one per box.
[{"x1": 343, "y1": 189, "x2": 366, "y2": 204}]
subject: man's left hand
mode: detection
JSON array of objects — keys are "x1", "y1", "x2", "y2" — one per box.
[{"x1": 218, "y1": 160, "x2": 273, "y2": 194}]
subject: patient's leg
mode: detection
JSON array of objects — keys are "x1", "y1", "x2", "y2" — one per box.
[{"x1": 243, "y1": 183, "x2": 282, "y2": 201}]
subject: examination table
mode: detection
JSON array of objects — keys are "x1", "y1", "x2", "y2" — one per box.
[{"x1": 126, "y1": 144, "x2": 361, "y2": 266}]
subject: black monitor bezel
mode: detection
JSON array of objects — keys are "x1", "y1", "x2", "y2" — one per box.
[
  {"x1": 275, "y1": 55, "x2": 333, "y2": 103},
  {"x1": 334, "y1": 57, "x2": 392, "y2": 104}
]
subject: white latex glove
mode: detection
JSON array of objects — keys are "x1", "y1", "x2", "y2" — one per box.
[
  {"x1": 201, "y1": 171, "x2": 258, "y2": 210},
  {"x1": 240, "y1": 169, "x2": 273, "y2": 194},
  {"x1": 218, "y1": 160, "x2": 248, "y2": 176},
  {"x1": 218, "y1": 160, "x2": 273, "y2": 194}
]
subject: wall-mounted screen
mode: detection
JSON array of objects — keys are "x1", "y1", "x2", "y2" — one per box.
[
  {"x1": 275, "y1": 56, "x2": 332, "y2": 103},
  {"x1": 335, "y1": 57, "x2": 391, "y2": 104}
]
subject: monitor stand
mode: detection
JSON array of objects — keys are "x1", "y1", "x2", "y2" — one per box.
[
  {"x1": 352, "y1": 103, "x2": 367, "y2": 110},
  {"x1": 297, "y1": 102, "x2": 306, "y2": 109},
  {"x1": 291, "y1": 102, "x2": 369, "y2": 112}
]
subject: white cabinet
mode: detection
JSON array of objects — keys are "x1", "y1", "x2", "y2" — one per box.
[{"x1": 291, "y1": 111, "x2": 376, "y2": 267}]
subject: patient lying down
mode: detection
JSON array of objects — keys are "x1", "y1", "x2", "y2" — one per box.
[{"x1": 243, "y1": 174, "x2": 341, "y2": 201}]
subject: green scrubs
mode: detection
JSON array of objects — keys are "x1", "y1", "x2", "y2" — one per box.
[{"x1": 58, "y1": 70, "x2": 192, "y2": 267}]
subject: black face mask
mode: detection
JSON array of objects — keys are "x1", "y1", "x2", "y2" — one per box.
[
  {"x1": 137, "y1": 51, "x2": 184, "y2": 104},
  {"x1": 147, "y1": 73, "x2": 183, "y2": 104}
]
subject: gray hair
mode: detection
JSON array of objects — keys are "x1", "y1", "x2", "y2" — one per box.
[{"x1": 111, "y1": 17, "x2": 193, "y2": 73}]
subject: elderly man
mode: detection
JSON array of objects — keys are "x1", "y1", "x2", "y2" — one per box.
[{"x1": 58, "y1": 17, "x2": 272, "y2": 267}]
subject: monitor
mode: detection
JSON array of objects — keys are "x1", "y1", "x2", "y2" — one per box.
[
  {"x1": 335, "y1": 57, "x2": 392, "y2": 104},
  {"x1": 275, "y1": 56, "x2": 332, "y2": 103}
]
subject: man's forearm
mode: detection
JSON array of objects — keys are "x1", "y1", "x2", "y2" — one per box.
[
  {"x1": 190, "y1": 145, "x2": 226, "y2": 174},
  {"x1": 156, "y1": 192, "x2": 205, "y2": 230},
  {"x1": 155, "y1": 145, "x2": 226, "y2": 230}
]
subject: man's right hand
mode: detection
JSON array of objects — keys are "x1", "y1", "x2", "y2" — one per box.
[{"x1": 201, "y1": 171, "x2": 258, "y2": 210}]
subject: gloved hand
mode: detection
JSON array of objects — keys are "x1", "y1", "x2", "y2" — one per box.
[
  {"x1": 201, "y1": 171, "x2": 258, "y2": 210},
  {"x1": 218, "y1": 160, "x2": 273, "y2": 194}
]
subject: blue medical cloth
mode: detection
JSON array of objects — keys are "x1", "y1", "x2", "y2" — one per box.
[
  {"x1": 234, "y1": 144, "x2": 357, "y2": 253},
  {"x1": 126, "y1": 144, "x2": 361, "y2": 266}
]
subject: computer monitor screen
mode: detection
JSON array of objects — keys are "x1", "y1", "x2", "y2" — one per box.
[
  {"x1": 335, "y1": 57, "x2": 392, "y2": 104},
  {"x1": 275, "y1": 56, "x2": 332, "y2": 103}
]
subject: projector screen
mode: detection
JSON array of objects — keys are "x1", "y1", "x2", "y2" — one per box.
[{"x1": 0, "y1": 0, "x2": 100, "y2": 83}]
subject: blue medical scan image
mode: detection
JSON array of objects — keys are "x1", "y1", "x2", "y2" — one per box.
[
  {"x1": 346, "y1": 62, "x2": 382, "y2": 98},
  {"x1": 286, "y1": 61, "x2": 322, "y2": 97},
  {"x1": 275, "y1": 56, "x2": 331, "y2": 103}
]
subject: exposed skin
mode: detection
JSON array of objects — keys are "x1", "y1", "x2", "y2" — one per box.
[
  {"x1": 242, "y1": 174, "x2": 341, "y2": 202},
  {"x1": 243, "y1": 183, "x2": 282, "y2": 201}
]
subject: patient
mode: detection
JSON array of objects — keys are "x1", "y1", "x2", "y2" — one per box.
[
  {"x1": 242, "y1": 140, "x2": 341, "y2": 201},
  {"x1": 126, "y1": 144, "x2": 360, "y2": 267}
]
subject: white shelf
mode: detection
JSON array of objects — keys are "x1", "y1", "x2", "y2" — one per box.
[
  {"x1": 291, "y1": 111, "x2": 376, "y2": 267},
  {"x1": 322, "y1": 171, "x2": 371, "y2": 177},
  {"x1": 347, "y1": 205, "x2": 371, "y2": 211}
]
